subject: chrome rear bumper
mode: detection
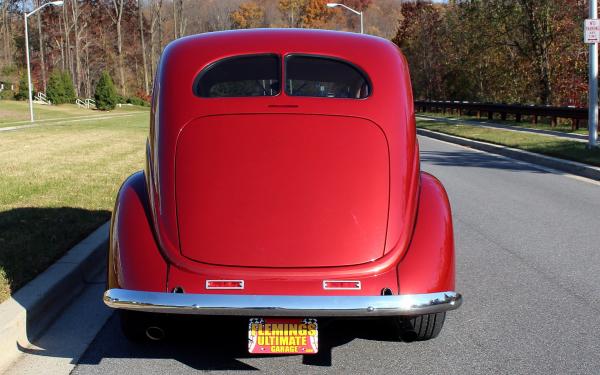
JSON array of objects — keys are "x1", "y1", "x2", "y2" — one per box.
[{"x1": 103, "y1": 289, "x2": 462, "y2": 317}]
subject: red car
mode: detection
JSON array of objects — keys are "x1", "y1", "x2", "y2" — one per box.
[{"x1": 104, "y1": 29, "x2": 461, "y2": 351}]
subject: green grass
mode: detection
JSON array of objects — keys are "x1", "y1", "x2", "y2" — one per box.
[
  {"x1": 417, "y1": 119, "x2": 600, "y2": 167},
  {"x1": 0, "y1": 102, "x2": 149, "y2": 302},
  {"x1": 419, "y1": 111, "x2": 589, "y2": 135},
  {"x1": 0, "y1": 99, "x2": 145, "y2": 126}
]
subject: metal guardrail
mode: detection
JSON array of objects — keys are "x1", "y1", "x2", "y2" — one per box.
[{"x1": 415, "y1": 100, "x2": 588, "y2": 130}]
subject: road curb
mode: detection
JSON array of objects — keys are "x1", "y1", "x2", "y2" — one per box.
[
  {"x1": 417, "y1": 128, "x2": 600, "y2": 181},
  {"x1": 0, "y1": 222, "x2": 109, "y2": 373}
]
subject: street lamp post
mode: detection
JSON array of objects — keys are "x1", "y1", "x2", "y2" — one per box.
[
  {"x1": 24, "y1": 1, "x2": 64, "y2": 123},
  {"x1": 589, "y1": 0, "x2": 599, "y2": 148},
  {"x1": 326, "y1": 3, "x2": 363, "y2": 34}
]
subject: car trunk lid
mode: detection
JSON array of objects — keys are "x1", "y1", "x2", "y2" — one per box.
[{"x1": 175, "y1": 114, "x2": 389, "y2": 267}]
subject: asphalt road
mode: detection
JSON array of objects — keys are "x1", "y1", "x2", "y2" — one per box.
[{"x1": 71, "y1": 136, "x2": 600, "y2": 374}]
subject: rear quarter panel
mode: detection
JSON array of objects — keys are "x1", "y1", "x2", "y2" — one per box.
[
  {"x1": 398, "y1": 172, "x2": 455, "y2": 294},
  {"x1": 108, "y1": 171, "x2": 168, "y2": 291}
]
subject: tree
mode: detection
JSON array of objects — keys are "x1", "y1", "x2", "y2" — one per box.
[
  {"x1": 173, "y1": 0, "x2": 187, "y2": 38},
  {"x1": 299, "y1": 0, "x2": 331, "y2": 28},
  {"x1": 14, "y1": 71, "x2": 31, "y2": 101},
  {"x1": 230, "y1": 1, "x2": 264, "y2": 29},
  {"x1": 391, "y1": 0, "x2": 588, "y2": 105},
  {"x1": 94, "y1": 71, "x2": 118, "y2": 110},
  {"x1": 71, "y1": 0, "x2": 83, "y2": 97},
  {"x1": 0, "y1": 0, "x2": 589, "y2": 107},
  {"x1": 62, "y1": 70, "x2": 76, "y2": 102},
  {"x1": 0, "y1": 0, "x2": 15, "y2": 66},
  {"x1": 149, "y1": 0, "x2": 164, "y2": 82},
  {"x1": 138, "y1": 0, "x2": 149, "y2": 95},
  {"x1": 35, "y1": 0, "x2": 47, "y2": 92},
  {"x1": 278, "y1": 0, "x2": 304, "y2": 27},
  {"x1": 110, "y1": 0, "x2": 126, "y2": 95},
  {"x1": 46, "y1": 70, "x2": 76, "y2": 104},
  {"x1": 393, "y1": 2, "x2": 446, "y2": 100},
  {"x1": 46, "y1": 72, "x2": 65, "y2": 104}
]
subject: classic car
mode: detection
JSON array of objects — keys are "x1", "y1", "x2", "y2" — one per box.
[{"x1": 104, "y1": 29, "x2": 462, "y2": 351}]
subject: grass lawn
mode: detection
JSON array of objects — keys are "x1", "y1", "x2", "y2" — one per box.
[
  {"x1": 0, "y1": 101, "x2": 149, "y2": 302},
  {"x1": 418, "y1": 111, "x2": 589, "y2": 136},
  {"x1": 417, "y1": 119, "x2": 600, "y2": 167},
  {"x1": 0, "y1": 100, "x2": 145, "y2": 127}
]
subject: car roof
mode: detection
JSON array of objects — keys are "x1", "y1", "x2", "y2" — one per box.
[
  {"x1": 167, "y1": 29, "x2": 398, "y2": 80},
  {"x1": 158, "y1": 29, "x2": 411, "y2": 112}
]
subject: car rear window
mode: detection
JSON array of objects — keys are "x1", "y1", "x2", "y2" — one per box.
[
  {"x1": 194, "y1": 54, "x2": 280, "y2": 97},
  {"x1": 285, "y1": 55, "x2": 370, "y2": 99}
]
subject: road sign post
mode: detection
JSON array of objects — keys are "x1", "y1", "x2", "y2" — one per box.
[{"x1": 585, "y1": 5, "x2": 599, "y2": 148}]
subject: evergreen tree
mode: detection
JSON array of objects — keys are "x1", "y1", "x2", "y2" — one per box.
[
  {"x1": 94, "y1": 71, "x2": 118, "y2": 110},
  {"x1": 61, "y1": 72, "x2": 76, "y2": 103},
  {"x1": 47, "y1": 71, "x2": 64, "y2": 104},
  {"x1": 14, "y1": 72, "x2": 31, "y2": 101},
  {"x1": 47, "y1": 71, "x2": 76, "y2": 104}
]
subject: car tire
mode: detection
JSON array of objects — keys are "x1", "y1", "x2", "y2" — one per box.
[
  {"x1": 119, "y1": 310, "x2": 166, "y2": 342},
  {"x1": 393, "y1": 312, "x2": 446, "y2": 341}
]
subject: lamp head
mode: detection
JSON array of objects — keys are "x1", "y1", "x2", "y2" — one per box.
[
  {"x1": 326, "y1": 3, "x2": 339, "y2": 8},
  {"x1": 49, "y1": 1, "x2": 64, "y2": 6}
]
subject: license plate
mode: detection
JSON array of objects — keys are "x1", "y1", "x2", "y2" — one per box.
[{"x1": 248, "y1": 318, "x2": 318, "y2": 354}]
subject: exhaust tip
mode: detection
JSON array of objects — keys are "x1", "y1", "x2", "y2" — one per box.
[{"x1": 145, "y1": 326, "x2": 166, "y2": 341}]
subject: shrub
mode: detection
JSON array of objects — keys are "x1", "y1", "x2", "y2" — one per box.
[
  {"x1": 1, "y1": 64, "x2": 17, "y2": 77},
  {"x1": 126, "y1": 96, "x2": 150, "y2": 107},
  {"x1": 46, "y1": 71, "x2": 76, "y2": 104},
  {"x1": 14, "y1": 72, "x2": 31, "y2": 101},
  {"x1": 94, "y1": 71, "x2": 118, "y2": 111},
  {"x1": 0, "y1": 89, "x2": 14, "y2": 100},
  {"x1": 135, "y1": 90, "x2": 151, "y2": 103}
]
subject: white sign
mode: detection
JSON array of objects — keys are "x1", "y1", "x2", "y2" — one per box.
[{"x1": 585, "y1": 19, "x2": 600, "y2": 43}]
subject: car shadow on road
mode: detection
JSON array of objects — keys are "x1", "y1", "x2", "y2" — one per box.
[
  {"x1": 74, "y1": 314, "x2": 406, "y2": 370},
  {"x1": 420, "y1": 150, "x2": 551, "y2": 173}
]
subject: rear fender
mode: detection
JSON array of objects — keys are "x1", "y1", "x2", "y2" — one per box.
[
  {"x1": 397, "y1": 172, "x2": 455, "y2": 294},
  {"x1": 107, "y1": 171, "x2": 168, "y2": 291}
]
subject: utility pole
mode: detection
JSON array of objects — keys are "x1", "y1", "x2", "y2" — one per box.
[{"x1": 588, "y1": 0, "x2": 599, "y2": 148}]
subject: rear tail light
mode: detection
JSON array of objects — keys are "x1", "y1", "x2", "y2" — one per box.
[
  {"x1": 323, "y1": 280, "x2": 361, "y2": 290},
  {"x1": 205, "y1": 280, "x2": 244, "y2": 290}
]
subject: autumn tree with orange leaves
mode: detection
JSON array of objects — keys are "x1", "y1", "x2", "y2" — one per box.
[
  {"x1": 0, "y1": 0, "x2": 590, "y2": 107},
  {"x1": 230, "y1": 1, "x2": 265, "y2": 29}
]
